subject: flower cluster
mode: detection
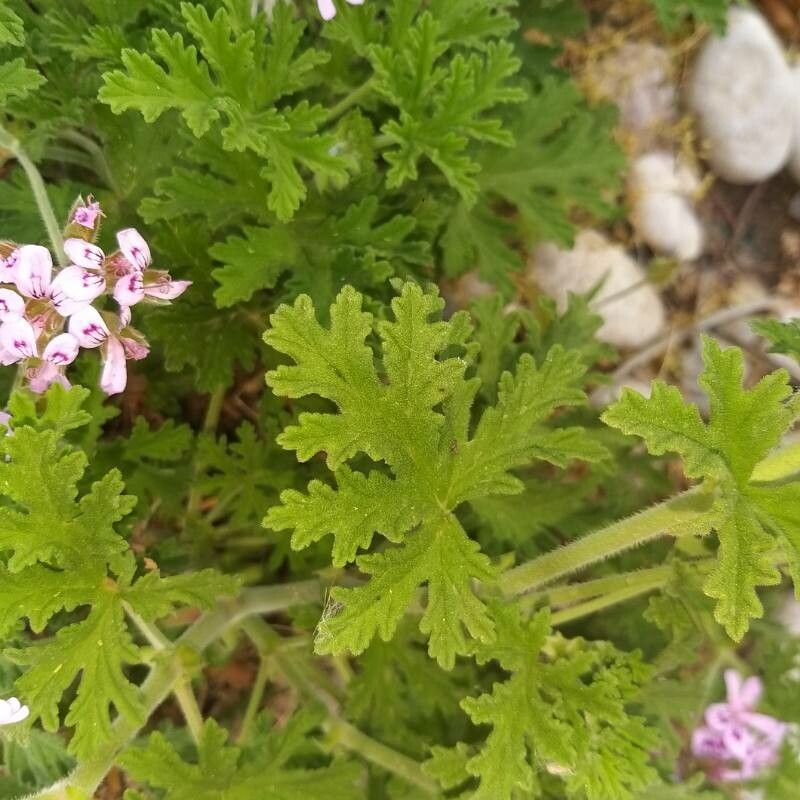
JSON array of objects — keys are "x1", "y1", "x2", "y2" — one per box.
[
  {"x1": 317, "y1": 0, "x2": 364, "y2": 21},
  {"x1": 0, "y1": 200, "x2": 189, "y2": 396},
  {"x1": 692, "y1": 670, "x2": 788, "y2": 783}
]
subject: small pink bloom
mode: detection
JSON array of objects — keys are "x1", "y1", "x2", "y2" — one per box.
[
  {"x1": 0, "y1": 289, "x2": 25, "y2": 321},
  {"x1": 15, "y1": 245, "x2": 52, "y2": 299},
  {"x1": 43, "y1": 333, "x2": 80, "y2": 366},
  {"x1": 692, "y1": 670, "x2": 787, "y2": 784},
  {"x1": 64, "y1": 238, "x2": 105, "y2": 270},
  {"x1": 117, "y1": 229, "x2": 151, "y2": 272},
  {"x1": 15, "y1": 246, "x2": 96, "y2": 316},
  {"x1": 113, "y1": 272, "x2": 144, "y2": 307},
  {"x1": 0, "y1": 250, "x2": 18, "y2": 284},
  {"x1": 144, "y1": 277, "x2": 191, "y2": 301},
  {"x1": 50, "y1": 266, "x2": 105, "y2": 304},
  {"x1": 72, "y1": 201, "x2": 102, "y2": 230},
  {"x1": 68, "y1": 306, "x2": 109, "y2": 348},
  {"x1": 101, "y1": 336, "x2": 127, "y2": 395},
  {"x1": 317, "y1": 0, "x2": 364, "y2": 20},
  {"x1": 28, "y1": 361, "x2": 70, "y2": 394},
  {"x1": 0, "y1": 316, "x2": 37, "y2": 361}
]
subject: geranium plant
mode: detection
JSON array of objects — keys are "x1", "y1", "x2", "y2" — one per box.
[{"x1": 0, "y1": 1, "x2": 798, "y2": 799}]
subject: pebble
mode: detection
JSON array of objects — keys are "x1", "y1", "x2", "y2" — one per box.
[
  {"x1": 688, "y1": 9, "x2": 794, "y2": 184},
  {"x1": 529, "y1": 231, "x2": 666, "y2": 349},
  {"x1": 628, "y1": 152, "x2": 704, "y2": 260}
]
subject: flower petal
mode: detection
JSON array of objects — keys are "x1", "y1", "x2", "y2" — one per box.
[
  {"x1": 116, "y1": 228, "x2": 151, "y2": 271},
  {"x1": 113, "y1": 273, "x2": 144, "y2": 307},
  {"x1": 68, "y1": 306, "x2": 109, "y2": 348},
  {"x1": 318, "y1": 0, "x2": 336, "y2": 19},
  {"x1": 64, "y1": 238, "x2": 105, "y2": 270},
  {"x1": 51, "y1": 266, "x2": 106, "y2": 305},
  {"x1": 15, "y1": 245, "x2": 52, "y2": 298},
  {"x1": 101, "y1": 336, "x2": 127, "y2": 395},
  {"x1": 143, "y1": 278, "x2": 191, "y2": 301},
  {"x1": 43, "y1": 333, "x2": 80, "y2": 366},
  {"x1": 0, "y1": 250, "x2": 18, "y2": 284},
  {"x1": 0, "y1": 316, "x2": 37, "y2": 360},
  {"x1": 0, "y1": 289, "x2": 25, "y2": 320},
  {"x1": 28, "y1": 362, "x2": 69, "y2": 394}
]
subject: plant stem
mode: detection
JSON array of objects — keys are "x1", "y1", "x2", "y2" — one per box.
[
  {"x1": 236, "y1": 656, "x2": 270, "y2": 744},
  {"x1": 58, "y1": 129, "x2": 120, "y2": 194},
  {"x1": 549, "y1": 582, "x2": 663, "y2": 627},
  {"x1": 523, "y1": 565, "x2": 674, "y2": 609},
  {"x1": 327, "y1": 719, "x2": 439, "y2": 796},
  {"x1": 186, "y1": 383, "x2": 227, "y2": 518},
  {"x1": 123, "y1": 603, "x2": 204, "y2": 745},
  {"x1": 326, "y1": 78, "x2": 375, "y2": 123},
  {"x1": 499, "y1": 487, "x2": 719, "y2": 597},
  {"x1": 0, "y1": 125, "x2": 66, "y2": 265}
]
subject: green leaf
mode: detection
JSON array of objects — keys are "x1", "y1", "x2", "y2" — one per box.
[
  {"x1": 122, "y1": 569, "x2": 240, "y2": 621},
  {"x1": 603, "y1": 336, "x2": 798, "y2": 639},
  {"x1": 13, "y1": 590, "x2": 144, "y2": 758},
  {"x1": 649, "y1": 0, "x2": 729, "y2": 32},
  {"x1": 476, "y1": 77, "x2": 625, "y2": 244},
  {"x1": 370, "y1": 13, "x2": 525, "y2": 202},
  {"x1": 100, "y1": 3, "x2": 343, "y2": 220},
  {"x1": 120, "y1": 716, "x2": 363, "y2": 800},
  {"x1": 439, "y1": 605, "x2": 659, "y2": 800},
  {"x1": 752, "y1": 316, "x2": 800, "y2": 363},
  {"x1": 122, "y1": 417, "x2": 193, "y2": 463},
  {"x1": 0, "y1": 57, "x2": 44, "y2": 103},
  {"x1": 210, "y1": 225, "x2": 299, "y2": 307},
  {"x1": 0, "y1": 3, "x2": 25, "y2": 47},
  {"x1": 265, "y1": 282, "x2": 597, "y2": 667}
]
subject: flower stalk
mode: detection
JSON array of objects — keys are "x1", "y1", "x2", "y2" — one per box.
[{"x1": 0, "y1": 125, "x2": 66, "y2": 266}]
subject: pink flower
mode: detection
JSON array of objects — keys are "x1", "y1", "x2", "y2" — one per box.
[
  {"x1": 116, "y1": 228, "x2": 151, "y2": 272},
  {"x1": 0, "y1": 249, "x2": 18, "y2": 284},
  {"x1": 64, "y1": 238, "x2": 105, "y2": 270},
  {"x1": 15, "y1": 245, "x2": 103, "y2": 316},
  {"x1": 72, "y1": 200, "x2": 102, "y2": 230},
  {"x1": 113, "y1": 272, "x2": 191, "y2": 307},
  {"x1": 317, "y1": 0, "x2": 364, "y2": 21},
  {"x1": 692, "y1": 670, "x2": 787, "y2": 783},
  {"x1": 0, "y1": 316, "x2": 38, "y2": 363},
  {"x1": 68, "y1": 307, "x2": 148, "y2": 395}
]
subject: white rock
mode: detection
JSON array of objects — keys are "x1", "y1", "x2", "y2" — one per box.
[
  {"x1": 594, "y1": 43, "x2": 677, "y2": 145},
  {"x1": 628, "y1": 152, "x2": 704, "y2": 260},
  {"x1": 530, "y1": 231, "x2": 665, "y2": 349},
  {"x1": 688, "y1": 9, "x2": 794, "y2": 184}
]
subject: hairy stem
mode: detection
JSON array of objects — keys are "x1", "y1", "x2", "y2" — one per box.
[
  {"x1": 0, "y1": 125, "x2": 65, "y2": 264},
  {"x1": 58, "y1": 129, "x2": 120, "y2": 195},
  {"x1": 499, "y1": 487, "x2": 719, "y2": 597},
  {"x1": 326, "y1": 78, "x2": 375, "y2": 123},
  {"x1": 328, "y1": 719, "x2": 439, "y2": 796},
  {"x1": 185, "y1": 383, "x2": 227, "y2": 518},
  {"x1": 123, "y1": 604, "x2": 204, "y2": 745}
]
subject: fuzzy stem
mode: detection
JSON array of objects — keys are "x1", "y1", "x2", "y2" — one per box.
[
  {"x1": 326, "y1": 78, "x2": 375, "y2": 123},
  {"x1": 58, "y1": 129, "x2": 120, "y2": 194},
  {"x1": 549, "y1": 582, "x2": 664, "y2": 627},
  {"x1": 500, "y1": 487, "x2": 718, "y2": 597},
  {"x1": 0, "y1": 125, "x2": 65, "y2": 265},
  {"x1": 123, "y1": 604, "x2": 204, "y2": 745},
  {"x1": 523, "y1": 565, "x2": 674, "y2": 609},
  {"x1": 327, "y1": 719, "x2": 439, "y2": 796},
  {"x1": 186, "y1": 383, "x2": 227, "y2": 518},
  {"x1": 236, "y1": 657, "x2": 271, "y2": 744}
]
